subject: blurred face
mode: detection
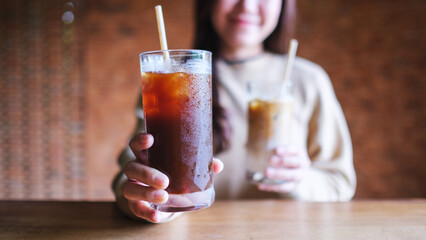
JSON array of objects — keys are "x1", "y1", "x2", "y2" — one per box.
[{"x1": 211, "y1": 0, "x2": 282, "y2": 54}]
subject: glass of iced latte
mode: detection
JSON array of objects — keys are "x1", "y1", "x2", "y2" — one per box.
[
  {"x1": 246, "y1": 81, "x2": 294, "y2": 185},
  {"x1": 139, "y1": 50, "x2": 214, "y2": 212}
]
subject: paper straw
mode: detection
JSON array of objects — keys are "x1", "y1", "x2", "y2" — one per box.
[
  {"x1": 282, "y1": 39, "x2": 299, "y2": 84},
  {"x1": 155, "y1": 5, "x2": 169, "y2": 60}
]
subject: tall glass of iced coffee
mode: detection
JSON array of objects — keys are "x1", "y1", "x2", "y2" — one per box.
[
  {"x1": 139, "y1": 50, "x2": 213, "y2": 212},
  {"x1": 246, "y1": 81, "x2": 294, "y2": 185}
]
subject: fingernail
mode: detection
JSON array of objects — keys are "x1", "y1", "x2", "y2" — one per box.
[
  {"x1": 153, "y1": 190, "x2": 168, "y2": 202},
  {"x1": 154, "y1": 175, "x2": 168, "y2": 189}
]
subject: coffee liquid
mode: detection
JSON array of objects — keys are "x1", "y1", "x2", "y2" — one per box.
[{"x1": 142, "y1": 72, "x2": 213, "y2": 194}]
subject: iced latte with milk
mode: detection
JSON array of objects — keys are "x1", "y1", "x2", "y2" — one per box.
[{"x1": 246, "y1": 82, "x2": 293, "y2": 184}]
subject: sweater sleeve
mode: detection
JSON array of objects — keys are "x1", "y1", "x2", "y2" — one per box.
[
  {"x1": 290, "y1": 66, "x2": 356, "y2": 202},
  {"x1": 111, "y1": 98, "x2": 145, "y2": 218}
]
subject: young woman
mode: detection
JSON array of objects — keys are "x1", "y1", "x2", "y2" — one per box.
[{"x1": 113, "y1": 0, "x2": 356, "y2": 223}]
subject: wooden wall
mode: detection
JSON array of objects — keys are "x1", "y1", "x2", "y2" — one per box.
[
  {"x1": 296, "y1": 0, "x2": 426, "y2": 198},
  {"x1": 0, "y1": 0, "x2": 425, "y2": 200}
]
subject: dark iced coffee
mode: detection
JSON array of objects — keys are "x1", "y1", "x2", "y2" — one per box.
[{"x1": 140, "y1": 50, "x2": 213, "y2": 212}]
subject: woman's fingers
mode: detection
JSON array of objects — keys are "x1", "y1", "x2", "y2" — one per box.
[
  {"x1": 271, "y1": 146, "x2": 300, "y2": 168},
  {"x1": 128, "y1": 200, "x2": 182, "y2": 223},
  {"x1": 260, "y1": 146, "x2": 311, "y2": 194},
  {"x1": 123, "y1": 181, "x2": 168, "y2": 203},
  {"x1": 275, "y1": 145, "x2": 298, "y2": 157},
  {"x1": 265, "y1": 167, "x2": 304, "y2": 182},
  {"x1": 127, "y1": 200, "x2": 165, "y2": 223},
  {"x1": 258, "y1": 181, "x2": 297, "y2": 193},
  {"x1": 212, "y1": 158, "x2": 224, "y2": 174},
  {"x1": 124, "y1": 161, "x2": 169, "y2": 189},
  {"x1": 129, "y1": 133, "x2": 154, "y2": 159},
  {"x1": 270, "y1": 146, "x2": 311, "y2": 168},
  {"x1": 128, "y1": 200, "x2": 160, "y2": 223},
  {"x1": 270, "y1": 155, "x2": 302, "y2": 168}
]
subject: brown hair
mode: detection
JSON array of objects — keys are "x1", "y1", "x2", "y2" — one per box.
[{"x1": 193, "y1": 0, "x2": 297, "y2": 154}]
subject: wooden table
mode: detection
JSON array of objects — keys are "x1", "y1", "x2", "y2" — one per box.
[{"x1": 0, "y1": 200, "x2": 425, "y2": 239}]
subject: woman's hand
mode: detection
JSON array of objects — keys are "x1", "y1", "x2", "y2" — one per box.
[
  {"x1": 258, "y1": 145, "x2": 311, "y2": 193},
  {"x1": 122, "y1": 133, "x2": 224, "y2": 223}
]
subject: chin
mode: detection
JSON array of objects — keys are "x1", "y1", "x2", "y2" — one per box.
[
  {"x1": 227, "y1": 32, "x2": 260, "y2": 47},
  {"x1": 231, "y1": 38, "x2": 260, "y2": 49}
]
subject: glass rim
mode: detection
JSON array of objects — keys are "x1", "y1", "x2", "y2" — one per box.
[{"x1": 139, "y1": 49, "x2": 211, "y2": 57}]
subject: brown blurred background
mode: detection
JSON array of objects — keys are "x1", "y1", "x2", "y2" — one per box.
[{"x1": 0, "y1": 0, "x2": 425, "y2": 200}]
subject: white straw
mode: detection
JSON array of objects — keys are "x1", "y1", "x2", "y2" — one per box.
[
  {"x1": 155, "y1": 5, "x2": 169, "y2": 60},
  {"x1": 282, "y1": 39, "x2": 299, "y2": 84}
]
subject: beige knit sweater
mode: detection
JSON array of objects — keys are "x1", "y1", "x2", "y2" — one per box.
[{"x1": 112, "y1": 53, "x2": 356, "y2": 216}]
